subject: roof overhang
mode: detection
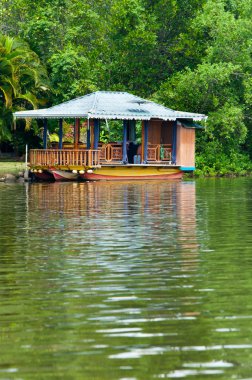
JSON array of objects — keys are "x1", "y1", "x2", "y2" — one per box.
[{"x1": 13, "y1": 91, "x2": 208, "y2": 122}]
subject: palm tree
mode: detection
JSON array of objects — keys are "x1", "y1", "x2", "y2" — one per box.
[{"x1": 0, "y1": 34, "x2": 49, "y2": 142}]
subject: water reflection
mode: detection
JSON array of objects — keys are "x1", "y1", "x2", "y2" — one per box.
[
  {"x1": 26, "y1": 181, "x2": 199, "y2": 256},
  {"x1": 1, "y1": 178, "x2": 252, "y2": 379}
]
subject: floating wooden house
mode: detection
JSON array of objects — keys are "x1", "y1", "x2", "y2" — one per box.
[{"x1": 13, "y1": 91, "x2": 207, "y2": 181}]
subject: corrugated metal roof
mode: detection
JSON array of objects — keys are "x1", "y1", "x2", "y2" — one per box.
[{"x1": 13, "y1": 91, "x2": 207, "y2": 121}]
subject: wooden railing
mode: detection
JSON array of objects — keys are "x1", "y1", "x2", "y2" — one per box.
[
  {"x1": 147, "y1": 144, "x2": 172, "y2": 162},
  {"x1": 99, "y1": 143, "x2": 123, "y2": 162},
  {"x1": 99, "y1": 143, "x2": 172, "y2": 163},
  {"x1": 30, "y1": 149, "x2": 100, "y2": 167},
  {"x1": 30, "y1": 144, "x2": 172, "y2": 167}
]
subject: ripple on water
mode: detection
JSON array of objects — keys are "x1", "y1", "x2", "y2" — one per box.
[{"x1": 1, "y1": 179, "x2": 252, "y2": 379}]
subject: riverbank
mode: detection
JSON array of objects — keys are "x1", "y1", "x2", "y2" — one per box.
[{"x1": 0, "y1": 160, "x2": 26, "y2": 182}]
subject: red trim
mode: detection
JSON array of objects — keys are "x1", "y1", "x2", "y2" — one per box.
[{"x1": 79, "y1": 172, "x2": 183, "y2": 181}]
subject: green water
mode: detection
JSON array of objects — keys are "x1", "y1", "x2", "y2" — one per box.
[{"x1": 0, "y1": 178, "x2": 252, "y2": 379}]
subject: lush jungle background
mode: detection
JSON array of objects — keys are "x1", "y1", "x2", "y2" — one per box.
[{"x1": 1, "y1": 0, "x2": 252, "y2": 175}]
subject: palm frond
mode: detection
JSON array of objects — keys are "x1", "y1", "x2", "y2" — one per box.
[
  {"x1": 17, "y1": 92, "x2": 39, "y2": 109},
  {"x1": 0, "y1": 33, "x2": 50, "y2": 142},
  {"x1": 0, "y1": 84, "x2": 13, "y2": 107}
]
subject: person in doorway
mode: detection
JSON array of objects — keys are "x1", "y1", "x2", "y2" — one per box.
[{"x1": 127, "y1": 142, "x2": 138, "y2": 163}]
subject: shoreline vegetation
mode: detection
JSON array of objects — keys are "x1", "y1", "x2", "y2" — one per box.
[
  {"x1": 0, "y1": 160, "x2": 26, "y2": 182},
  {"x1": 194, "y1": 150, "x2": 252, "y2": 177},
  {"x1": 2, "y1": 1, "x2": 252, "y2": 170}
]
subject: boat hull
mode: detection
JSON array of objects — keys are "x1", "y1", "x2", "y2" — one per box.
[
  {"x1": 51, "y1": 169, "x2": 79, "y2": 181},
  {"x1": 79, "y1": 166, "x2": 183, "y2": 181},
  {"x1": 33, "y1": 170, "x2": 55, "y2": 181}
]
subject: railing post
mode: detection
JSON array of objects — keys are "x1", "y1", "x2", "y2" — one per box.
[
  {"x1": 97, "y1": 150, "x2": 100, "y2": 165},
  {"x1": 107, "y1": 144, "x2": 111, "y2": 161},
  {"x1": 88, "y1": 150, "x2": 92, "y2": 166}
]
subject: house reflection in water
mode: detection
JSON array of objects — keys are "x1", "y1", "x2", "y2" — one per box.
[{"x1": 27, "y1": 180, "x2": 198, "y2": 257}]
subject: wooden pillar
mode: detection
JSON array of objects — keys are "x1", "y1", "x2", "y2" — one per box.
[
  {"x1": 43, "y1": 119, "x2": 48, "y2": 149},
  {"x1": 78, "y1": 121, "x2": 81, "y2": 142},
  {"x1": 122, "y1": 120, "x2": 128, "y2": 163},
  {"x1": 90, "y1": 120, "x2": 94, "y2": 149},
  {"x1": 143, "y1": 120, "x2": 149, "y2": 163},
  {"x1": 141, "y1": 121, "x2": 144, "y2": 163},
  {"x1": 94, "y1": 119, "x2": 99, "y2": 149},
  {"x1": 86, "y1": 118, "x2": 91, "y2": 149},
  {"x1": 74, "y1": 118, "x2": 80, "y2": 149},
  {"x1": 87, "y1": 126, "x2": 91, "y2": 149},
  {"x1": 172, "y1": 120, "x2": 177, "y2": 164},
  {"x1": 59, "y1": 118, "x2": 63, "y2": 149}
]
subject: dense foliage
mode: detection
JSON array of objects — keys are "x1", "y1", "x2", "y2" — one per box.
[
  {"x1": 0, "y1": 34, "x2": 49, "y2": 144},
  {"x1": 1, "y1": 0, "x2": 252, "y2": 174}
]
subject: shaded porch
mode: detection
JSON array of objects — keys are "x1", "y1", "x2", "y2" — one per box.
[{"x1": 31, "y1": 115, "x2": 176, "y2": 169}]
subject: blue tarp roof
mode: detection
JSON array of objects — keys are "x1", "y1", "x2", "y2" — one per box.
[
  {"x1": 14, "y1": 91, "x2": 207, "y2": 122},
  {"x1": 178, "y1": 119, "x2": 205, "y2": 129}
]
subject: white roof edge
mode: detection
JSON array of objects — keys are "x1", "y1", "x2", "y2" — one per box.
[
  {"x1": 14, "y1": 113, "x2": 89, "y2": 119},
  {"x1": 14, "y1": 116, "x2": 207, "y2": 122},
  {"x1": 13, "y1": 112, "x2": 206, "y2": 121},
  {"x1": 13, "y1": 113, "x2": 147, "y2": 120},
  {"x1": 14, "y1": 115, "x2": 201, "y2": 121}
]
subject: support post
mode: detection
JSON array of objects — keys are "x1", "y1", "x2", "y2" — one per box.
[
  {"x1": 94, "y1": 119, "x2": 99, "y2": 149},
  {"x1": 24, "y1": 144, "x2": 29, "y2": 180},
  {"x1": 59, "y1": 118, "x2": 63, "y2": 149},
  {"x1": 43, "y1": 119, "x2": 48, "y2": 149},
  {"x1": 122, "y1": 120, "x2": 128, "y2": 164},
  {"x1": 143, "y1": 120, "x2": 149, "y2": 163},
  {"x1": 90, "y1": 120, "x2": 94, "y2": 149},
  {"x1": 74, "y1": 118, "x2": 80, "y2": 150},
  {"x1": 87, "y1": 119, "x2": 91, "y2": 149},
  {"x1": 172, "y1": 120, "x2": 177, "y2": 164}
]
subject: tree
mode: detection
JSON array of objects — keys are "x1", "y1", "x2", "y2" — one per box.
[
  {"x1": 106, "y1": 0, "x2": 156, "y2": 93},
  {"x1": 154, "y1": 0, "x2": 252, "y2": 174},
  {"x1": 49, "y1": 48, "x2": 97, "y2": 103},
  {"x1": 0, "y1": 34, "x2": 49, "y2": 143}
]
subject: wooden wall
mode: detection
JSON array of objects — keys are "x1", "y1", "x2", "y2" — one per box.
[
  {"x1": 148, "y1": 120, "x2": 173, "y2": 144},
  {"x1": 176, "y1": 125, "x2": 195, "y2": 167},
  {"x1": 148, "y1": 120, "x2": 161, "y2": 144}
]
